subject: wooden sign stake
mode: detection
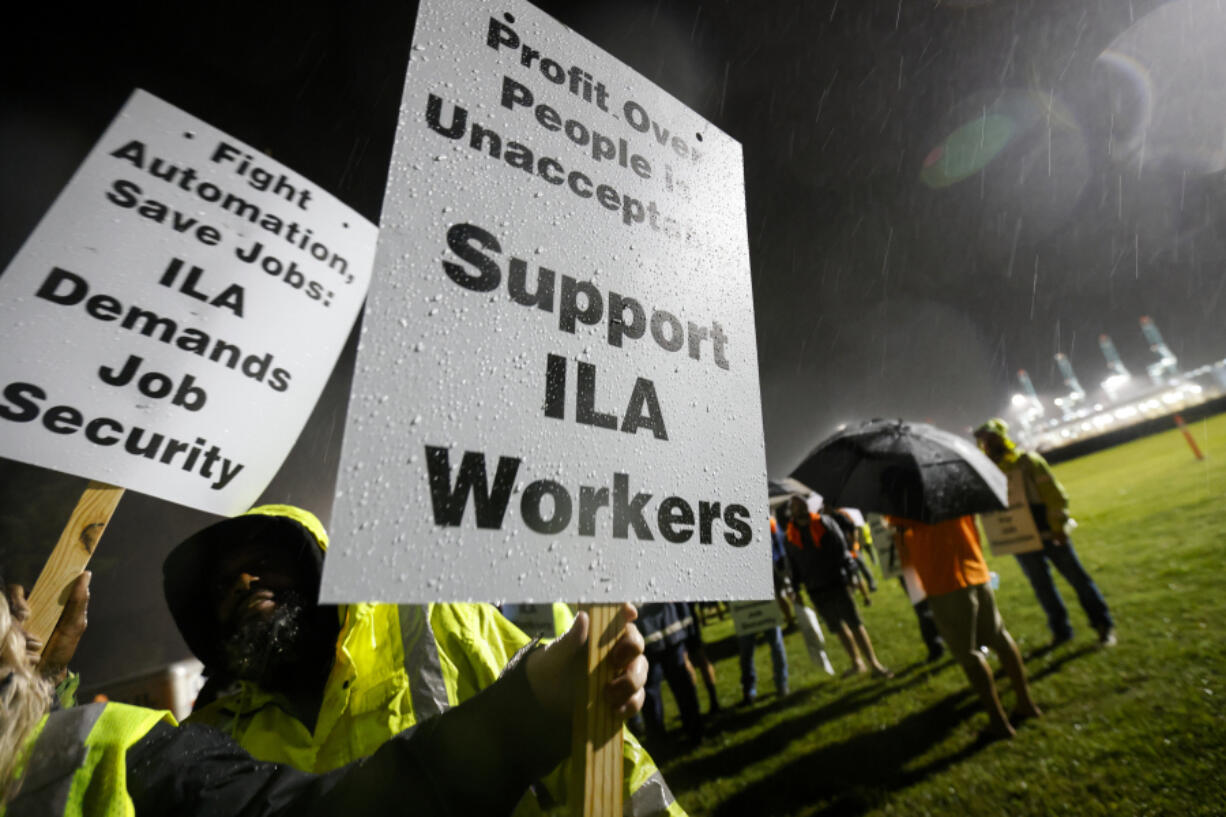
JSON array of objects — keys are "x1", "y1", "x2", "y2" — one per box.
[
  {"x1": 23, "y1": 481, "x2": 124, "y2": 652},
  {"x1": 1174, "y1": 414, "x2": 1206, "y2": 461},
  {"x1": 570, "y1": 603, "x2": 624, "y2": 817}
]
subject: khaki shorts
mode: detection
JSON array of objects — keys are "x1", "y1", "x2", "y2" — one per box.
[{"x1": 927, "y1": 582, "x2": 1008, "y2": 659}]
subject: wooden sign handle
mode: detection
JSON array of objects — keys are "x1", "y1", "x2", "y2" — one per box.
[
  {"x1": 23, "y1": 481, "x2": 124, "y2": 652},
  {"x1": 570, "y1": 603, "x2": 624, "y2": 817}
]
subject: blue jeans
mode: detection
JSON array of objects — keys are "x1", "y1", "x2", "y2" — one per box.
[
  {"x1": 737, "y1": 627, "x2": 789, "y2": 696},
  {"x1": 1015, "y1": 537, "x2": 1113, "y2": 638}
]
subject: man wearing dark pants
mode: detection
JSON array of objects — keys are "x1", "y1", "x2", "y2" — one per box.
[
  {"x1": 635, "y1": 603, "x2": 704, "y2": 745},
  {"x1": 974, "y1": 418, "x2": 1117, "y2": 647},
  {"x1": 902, "y1": 577, "x2": 946, "y2": 662}
]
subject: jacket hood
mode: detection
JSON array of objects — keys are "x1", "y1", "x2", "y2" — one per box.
[
  {"x1": 974, "y1": 417, "x2": 1017, "y2": 448},
  {"x1": 163, "y1": 504, "x2": 328, "y2": 672},
  {"x1": 974, "y1": 418, "x2": 1018, "y2": 464}
]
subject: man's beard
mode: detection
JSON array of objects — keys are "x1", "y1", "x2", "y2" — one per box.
[{"x1": 220, "y1": 590, "x2": 311, "y2": 685}]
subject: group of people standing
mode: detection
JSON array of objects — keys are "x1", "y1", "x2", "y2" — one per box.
[
  {"x1": 631, "y1": 416, "x2": 1117, "y2": 749},
  {"x1": 1, "y1": 416, "x2": 1117, "y2": 813}
]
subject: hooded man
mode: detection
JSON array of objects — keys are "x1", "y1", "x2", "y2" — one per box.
[
  {"x1": 973, "y1": 419, "x2": 1116, "y2": 647},
  {"x1": 2, "y1": 568, "x2": 637, "y2": 817},
  {"x1": 163, "y1": 504, "x2": 684, "y2": 817}
]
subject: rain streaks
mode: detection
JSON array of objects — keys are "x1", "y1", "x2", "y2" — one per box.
[{"x1": 1029, "y1": 255, "x2": 1039, "y2": 320}]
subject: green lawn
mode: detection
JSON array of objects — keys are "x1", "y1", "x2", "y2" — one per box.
[{"x1": 652, "y1": 415, "x2": 1226, "y2": 816}]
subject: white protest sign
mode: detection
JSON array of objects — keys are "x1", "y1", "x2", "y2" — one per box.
[
  {"x1": 502, "y1": 602, "x2": 561, "y2": 639},
  {"x1": 0, "y1": 90, "x2": 375, "y2": 515},
  {"x1": 730, "y1": 600, "x2": 783, "y2": 638},
  {"x1": 323, "y1": 0, "x2": 768, "y2": 603},
  {"x1": 980, "y1": 469, "x2": 1044, "y2": 556}
]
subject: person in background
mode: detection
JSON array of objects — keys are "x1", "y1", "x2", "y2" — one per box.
[
  {"x1": 736, "y1": 527, "x2": 790, "y2": 706},
  {"x1": 974, "y1": 418, "x2": 1117, "y2": 647},
  {"x1": 1, "y1": 571, "x2": 637, "y2": 816},
  {"x1": 904, "y1": 577, "x2": 947, "y2": 663},
  {"x1": 635, "y1": 602, "x2": 704, "y2": 747},
  {"x1": 854, "y1": 516, "x2": 880, "y2": 568},
  {"x1": 785, "y1": 496, "x2": 892, "y2": 678},
  {"x1": 829, "y1": 504, "x2": 876, "y2": 604},
  {"x1": 769, "y1": 515, "x2": 798, "y2": 631},
  {"x1": 868, "y1": 513, "x2": 945, "y2": 662},
  {"x1": 890, "y1": 514, "x2": 1042, "y2": 740},
  {"x1": 735, "y1": 619, "x2": 789, "y2": 705},
  {"x1": 679, "y1": 602, "x2": 722, "y2": 715},
  {"x1": 163, "y1": 505, "x2": 681, "y2": 817}
]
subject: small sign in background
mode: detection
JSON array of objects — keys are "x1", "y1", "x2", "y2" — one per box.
[{"x1": 980, "y1": 470, "x2": 1044, "y2": 556}]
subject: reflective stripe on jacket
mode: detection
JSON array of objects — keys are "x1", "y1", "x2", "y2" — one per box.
[{"x1": 5, "y1": 703, "x2": 173, "y2": 817}]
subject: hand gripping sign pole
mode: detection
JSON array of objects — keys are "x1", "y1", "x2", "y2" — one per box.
[
  {"x1": 23, "y1": 482, "x2": 124, "y2": 653},
  {"x1": 570, "y1": 604, "x2": 624, "y2": 817}
]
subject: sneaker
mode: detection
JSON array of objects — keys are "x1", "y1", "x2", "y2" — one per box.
[
  {"x1": 777, "y1": 682, "x2": 790, "y2": 697},
  {"x1": 739, "y1": 691, "x2": 757, "y2": 707},
  {"x1": 1098, "y1": 627, "x2": 1118, "y2": 648},
  {"x1": 1051, "y1": 630, "x2": 1074, "y2": 647}
]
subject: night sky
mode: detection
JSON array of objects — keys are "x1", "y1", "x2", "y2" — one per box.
[{"x1": 2, "y1": 0, "x2": 1224, "y2": 678}]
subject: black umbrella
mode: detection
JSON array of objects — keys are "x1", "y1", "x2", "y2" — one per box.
[
  {"x1": 789, "y1": 419, "x2": 1007, "y2": 523},
  {"x1": 767, "y1": 477, "x2": 813, "y2": 508}
]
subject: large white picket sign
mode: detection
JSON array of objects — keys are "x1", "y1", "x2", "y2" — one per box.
[
  {"x1": 323, "y1": 0, "x2": 768, "y2": 602},
  {"x1": 0, "y1": 91, "x2": 375, "y2": 515}
]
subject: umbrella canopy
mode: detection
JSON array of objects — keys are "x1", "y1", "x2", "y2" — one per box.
[
  {"x1": 767, "y1": 477, "x2": 815, "y2": 508},
  {"x1": 789, "y1": 419, "x2": 1007, "y2": 524}
]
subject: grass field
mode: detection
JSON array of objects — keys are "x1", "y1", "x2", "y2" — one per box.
[{"x1": 650, "y1": 414, "x2": 1226, "y2": 816}]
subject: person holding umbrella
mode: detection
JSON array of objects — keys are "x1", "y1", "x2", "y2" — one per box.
[
  {"x1": 785, "y1": 496, "x2": 892, "y2": 678},
  {"x1": 973, "y1": 418, "x2": 1117, "y2": 648},
  {"x1": 890, "y1": 514, "x2": 1042, "y2": 740},
  {"x1": 786, "y1": 418, "x2": 1026, "y2": 696}
]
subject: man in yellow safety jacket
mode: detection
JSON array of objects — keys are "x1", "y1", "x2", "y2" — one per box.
[
  {"x1": 162, "y1": 504, "x2": 684, "y2": 816},
  {"x1": 2, "y1": 575, "x2": 626, "y2": 816},
  {"x1": 974, "y1": 418, "x2": 1116, "y2": 647}
]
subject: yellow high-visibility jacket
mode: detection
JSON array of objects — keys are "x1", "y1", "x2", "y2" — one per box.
[
  {"x1": 4, "y1": 703, "x2": 173, "y2": 817},
  {"x1": 181, "y1": 507, "x2": 684, "y2": 817},
  {"x1": 997, "y1": 448, "x2": 1070, "y2": 538}
]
